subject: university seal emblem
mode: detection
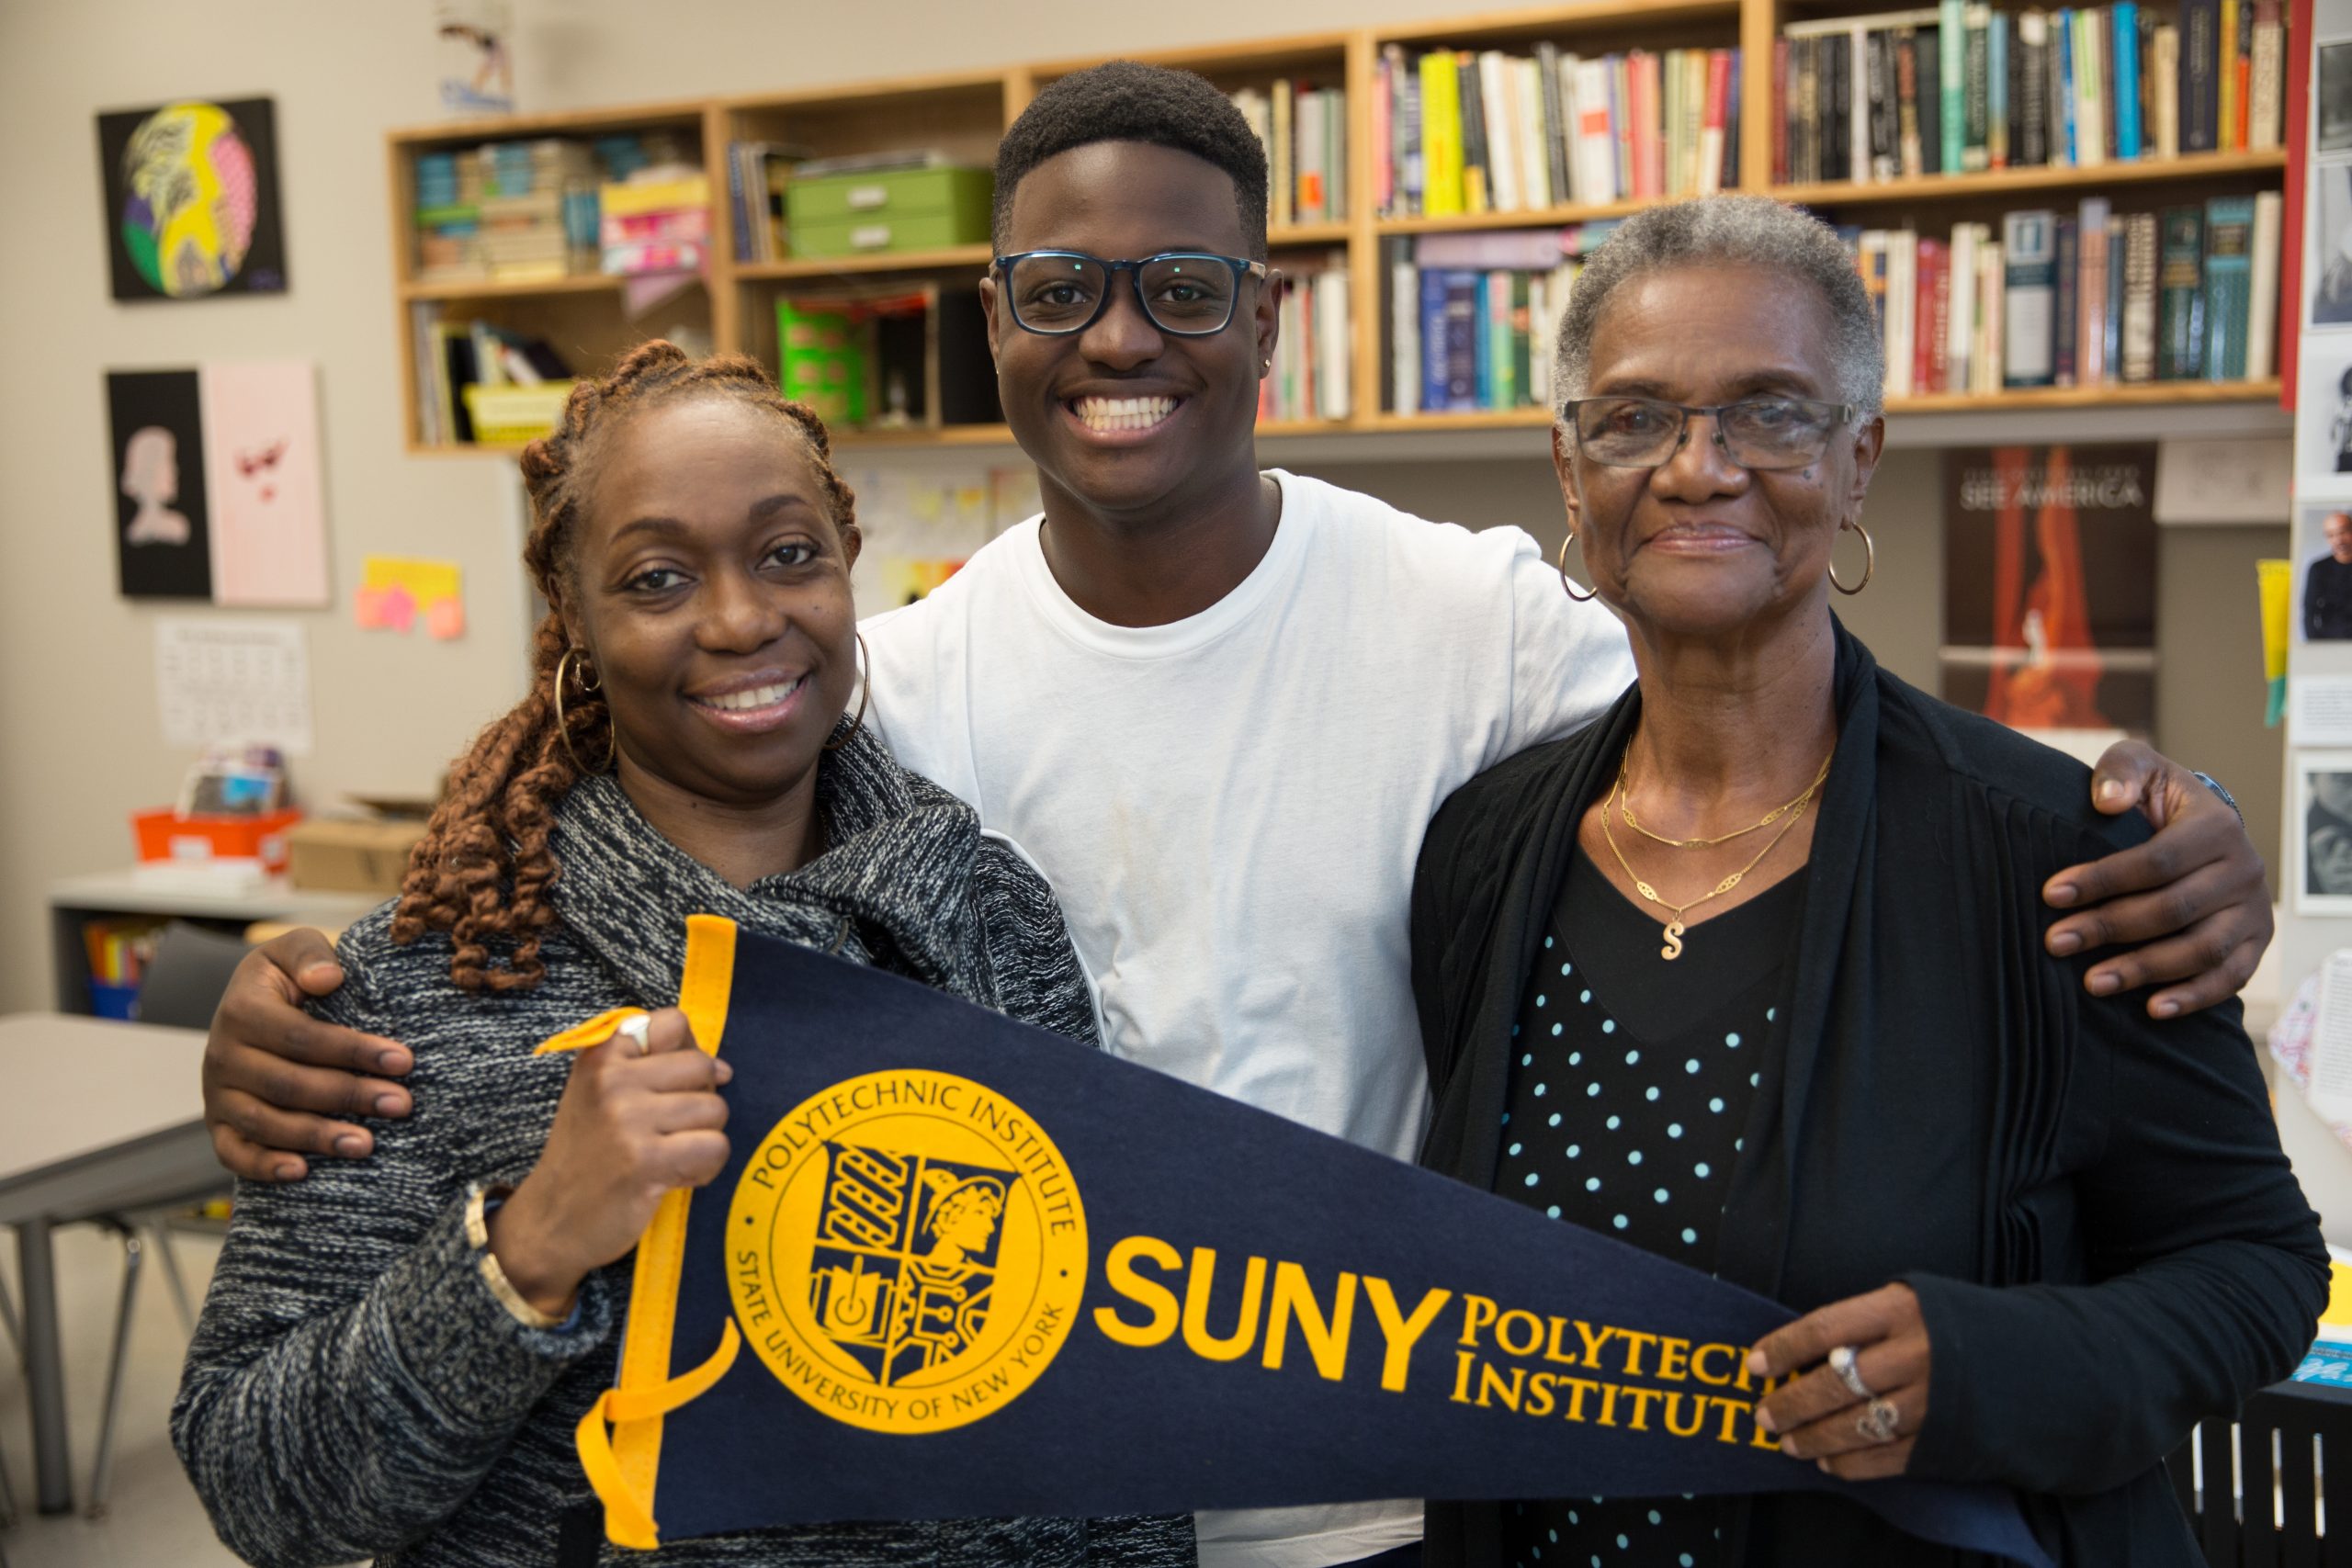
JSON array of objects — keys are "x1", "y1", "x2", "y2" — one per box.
[{"x1": 728, "y1": 1068, "x2": 1089, "y2": 1434}]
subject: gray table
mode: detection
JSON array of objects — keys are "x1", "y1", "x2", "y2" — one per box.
[{"x1": 0, "y1": 1013, "x2": 214, "y2": 1515}]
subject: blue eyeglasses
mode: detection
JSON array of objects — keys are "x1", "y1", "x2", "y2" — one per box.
[{"x1": 992, "y1": 250, "x2": 1270, "y2": 336}]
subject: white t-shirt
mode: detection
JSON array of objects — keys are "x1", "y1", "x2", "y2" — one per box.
[{"x1": 861, "y1": 470, "x2": 1634, "y2": 1568}]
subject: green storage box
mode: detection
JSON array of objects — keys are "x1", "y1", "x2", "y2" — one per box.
[
  {"x1": 775, "y1": 301, "x2": 868, "y2": 427},
  {"x1": 786, "y1": 165, "x2": 992, "y2": 256}
]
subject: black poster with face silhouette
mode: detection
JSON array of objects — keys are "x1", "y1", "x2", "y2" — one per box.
[{"x1": 107, "y1": 369, "x2": 213, "y2": 600}]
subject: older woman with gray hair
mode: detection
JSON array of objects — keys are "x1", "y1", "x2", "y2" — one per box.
[{"x1": 1408, "y1": 194, "x2": 2325, "y2": 1566}]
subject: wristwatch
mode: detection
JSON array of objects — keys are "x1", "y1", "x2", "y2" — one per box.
[{"x1": 2192, "y1": 771, "x2": 2244, "y2": 828}]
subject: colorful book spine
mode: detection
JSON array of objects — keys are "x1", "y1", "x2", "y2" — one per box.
[
  {"x1": 2114, "y1": 3, "x2": 2143, "y2": 157},
  {"x1": 2203, "y1": 194, "x2": 2255, "y2": 380},
  {"x1": 1941, "y1": 0, "x2": 1968, "y2": 173},
  {"x1": 2120, "y1": 210, "x2": 2159, "y2": 382},
  {"x1": 1420, "y1": 53, "x2": 1464, "y2": 215},
  {"x1": 2182, "y1": 0, "x2": 2220, "y2": 152},
  {"x1": 2003, "y1": 209, "x2": 2058, "y2": 386},
  {"x1": 2053, "y1": 215, "x2": 2081, "y2": 384},
  {"x1": 1963, "y1": 5, "x2": 1992, "y2": 170},
  {"x1": 2157, "y1": 204, "x2": 2206, "y2": 378}
]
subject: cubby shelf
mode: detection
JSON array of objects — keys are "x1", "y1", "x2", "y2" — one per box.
[{"x1": 386, "y1": 1, "x2": 2294, "y2": 457}]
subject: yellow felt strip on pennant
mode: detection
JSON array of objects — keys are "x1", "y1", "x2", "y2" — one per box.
[
  {"x1": 572, "y1": 1321, "x2": 743, "y2": 1548},
  {"x1": 533, "y1": 1008, "x2": 646, "y2": 1055},
  {"x1": 603, "y1": 915, "x2": 738, "y2": 1546}
]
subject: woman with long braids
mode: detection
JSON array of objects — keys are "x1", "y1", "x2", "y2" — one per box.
[{"x1": 172, "y1": 342, "x2": 1194, "y2": 1568}]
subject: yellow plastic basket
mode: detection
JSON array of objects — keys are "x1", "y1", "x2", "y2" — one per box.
[{"x1": 463, "y1": 380, "x2": 576, "y2": 445}]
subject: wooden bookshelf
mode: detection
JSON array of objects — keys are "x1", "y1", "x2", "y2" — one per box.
[
  {"x1": 1776, "y1": 149, "x2": 2290, "y2": 210},
  {"x1": 736, "y1": 245, "x2": 996, "y2": 282},
  {"x1": 385, "y1": 0, "x2": 2294, "y2": 457}
]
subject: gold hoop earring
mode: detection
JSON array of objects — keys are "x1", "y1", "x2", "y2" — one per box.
[
  {"x1": 1555, "y1": 531, "x2": 1598, "y2": 603},
  {"x1": 1829, "y1": 519, "x2": 1875, "y2": 596},
  {"x1": 823, "y1": 631, "x2": 871, "y2": 752},
  {"x1": 553, "y1": 647, "x2": 614, "y2": 774}
]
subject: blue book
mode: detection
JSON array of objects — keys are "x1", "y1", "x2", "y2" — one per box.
[
  {"x1": 2056, "y1": 8, "x2": 2076, "y2": 164},
  {"x1": 2203, "y1": 196, "x2": 2256, "y2": 381},
  {"x1": 1988, "y1": 13, "x2": 2008, "y2": 166},
  {"x1": 2114, "y1": 4, "x2": 2143, "y2": 159},
  {"x1": 1419, "y1": 269, "x2": 1448, "y2": 412},
  {"x1": 1441, "y1": 270, "x2": 1480, "y2": 411},
  {"x1": 1471, "y1": 273, "x2": 1493, "y2": 409}
]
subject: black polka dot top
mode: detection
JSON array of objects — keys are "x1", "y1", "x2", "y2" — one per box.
[{"x1": 1495, "y1": 844, "x2": 1805, "y2": 1568}]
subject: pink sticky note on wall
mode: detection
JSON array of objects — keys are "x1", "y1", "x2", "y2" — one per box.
[
  {"x1": 378, "y1": 583, "x2": 417, "y2": 631},
  {"x1": 424, "y1": 596, "x2": 466, "y2": 640},
  {"x1": 353, "y1": 584, "x2": 390, "y2": 629}
]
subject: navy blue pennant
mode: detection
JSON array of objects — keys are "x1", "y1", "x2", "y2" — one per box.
[{"x1": 607, "y1": 925, "x2": 2050, "y2": 1566}]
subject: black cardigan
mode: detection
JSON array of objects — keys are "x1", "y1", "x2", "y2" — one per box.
[{"x1": 1408, "y1": 624, "x2": 2327, "y2": 1567}]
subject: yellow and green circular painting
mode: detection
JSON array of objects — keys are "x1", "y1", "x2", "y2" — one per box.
[{"x1": 119, "y1": 102, "x2": 259, "y2": 298}]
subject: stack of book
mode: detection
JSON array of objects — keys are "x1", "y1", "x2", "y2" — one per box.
[
  {"x1": 1775, "y1": 0, "x2": 2286, "y2": 186},
  {"x1": 1262, "y1": 250, "x2": 1352, "y2": 423},
  {"x1": 1228, "y1": 83, "x2": 1351, "y2": 227},
  {"x1": 479, "y1": 141, "x2": 598, "y2": 284},
  {"x1": 601, "y1": 166, "x2": 712, "y2": 276},
  {"x1": 1382, "y1": 223, "x2": 1618, "y2": 414},
  {"x1": 728, "y1": 141, "x2": 797, "y2": 263},
  {"x1": 412, "y1": 138, "x2": 603, "y2": 284},
  {"x1": 1841, "y1": 192, "x2": 2280, "y2": 396},
  {"x1": 413, "y1": 152, "x2": 485, "y2": 285},
  {"x1": 1374, "y1": 43, "x2": 1740, "y2": 219}
]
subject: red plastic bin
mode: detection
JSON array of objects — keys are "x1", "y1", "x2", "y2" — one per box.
[{"x1": 131, "y1": 807, "x2": 303, "y2": 876}]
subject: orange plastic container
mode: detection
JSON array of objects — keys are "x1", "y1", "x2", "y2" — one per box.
[{"x1": 131, "y1": 807, "x2": 303, "y2": 876}]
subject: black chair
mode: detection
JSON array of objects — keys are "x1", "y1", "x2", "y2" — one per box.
[{"x1": 2167, "y1": 1381, "x2": 2352, "y2": 1566}]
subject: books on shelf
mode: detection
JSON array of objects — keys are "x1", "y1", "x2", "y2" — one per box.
[
  {"x1": 728, "y1": 141, "x2": 798, "y2": 263},
  {"x1": 1772, "y1": 0, "x2": 2284, "y2": 186},
  {"x1": 1229, "y1": 81, "x2": 1350, "y2": 227},
  {"x1": 1263, "y1": 250, "x2": 1353, "y2": 423},
  {"x1": 600, "y1": 166, "x2": 711, "y2": 276},
  {"x1": 1374, "y1": 42, "x2": 1738, "y2": 218},
  {"x1": 1381, "y1": 224, "x2": 1619, "y2": 413},
  {"x1": 412, "y1": 130, "x2": 700, "y2": 286},
  {"x1": 1833, "y1": 189, "x2": 2279, "y2": 396},
  {"x1": 411, "y1": 310, "x2": 574, "y2": 446}
]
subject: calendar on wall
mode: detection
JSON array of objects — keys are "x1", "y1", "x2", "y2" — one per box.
[{"x1": 153, "y1": 618, "x2": 312, "y2": 753}]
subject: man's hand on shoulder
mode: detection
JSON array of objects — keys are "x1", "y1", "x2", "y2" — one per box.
[
  {"x1": 2042, "y1": 739, "x2": 2271, "y2": 1020},
  {"x1": 203, "y1": 929, "x2": 414, "y2": 1181}
]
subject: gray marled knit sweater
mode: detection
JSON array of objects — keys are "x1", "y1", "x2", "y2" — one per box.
[{"x1": 172, "y1": 728, "x2": 1195, "y2": 1568}]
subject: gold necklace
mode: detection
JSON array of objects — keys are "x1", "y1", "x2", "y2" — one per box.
[
  {"x1": 1600, "y1": 758, "x2": 1828, "y2": 960},
  {"x1": 1616, "y1": 749, "x2": 1833, "y2": 850}
]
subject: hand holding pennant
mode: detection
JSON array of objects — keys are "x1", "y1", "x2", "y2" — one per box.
[{"x1": 555, "y1": 917, "x2": 2051, "y2": 1566}]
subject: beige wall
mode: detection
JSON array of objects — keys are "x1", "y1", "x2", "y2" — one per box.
[{"x1": 0, "y1": 0, "x2": 2290, "y2": 1013}]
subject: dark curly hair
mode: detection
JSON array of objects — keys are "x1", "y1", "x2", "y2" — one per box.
[
  {"x1": 991, "y1": 61, "x2": 1269, "y2": 260},
  {"x1": 390, "y1": 340, "x2": 858, "y2": 992}
]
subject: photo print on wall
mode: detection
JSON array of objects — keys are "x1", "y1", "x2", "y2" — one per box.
[
  {"x1": 107, "y1": 369, "x2": 212, "y2": 599},
  {"x1": 96, "y1": 97, "x2": 288, "y2": 302},
  {"x1": 106, "y1": 363, "x2": 328, "y2": 604}
]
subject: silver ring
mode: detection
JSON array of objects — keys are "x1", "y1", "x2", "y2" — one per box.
[
  {"x1": 615, "y1": 1014, "x2": 651, "y2": 1057},
  {"x1": 1829, "y1": 1344, "x2": 1872, "y2": 1401},
  {"x1": 1856, "y1": 1396, "x2": 1901, "y2": 1445}
]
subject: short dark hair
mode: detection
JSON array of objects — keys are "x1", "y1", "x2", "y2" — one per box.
[{"x1": 991, "y1": 61, "x2": 1270, "y2": 261}]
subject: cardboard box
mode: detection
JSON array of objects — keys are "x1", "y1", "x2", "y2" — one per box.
[{"x1": 287, "y1": 818, "x2": 429, "y2": 895}]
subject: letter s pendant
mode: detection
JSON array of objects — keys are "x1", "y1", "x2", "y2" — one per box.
[{"x1": 1661, "y1": 919, "x2": 1685, "y2": 962}]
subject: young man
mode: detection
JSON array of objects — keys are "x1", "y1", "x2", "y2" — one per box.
[{"x1": 202, "y1": 63, "x2": 2271, "y2": 1568}]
